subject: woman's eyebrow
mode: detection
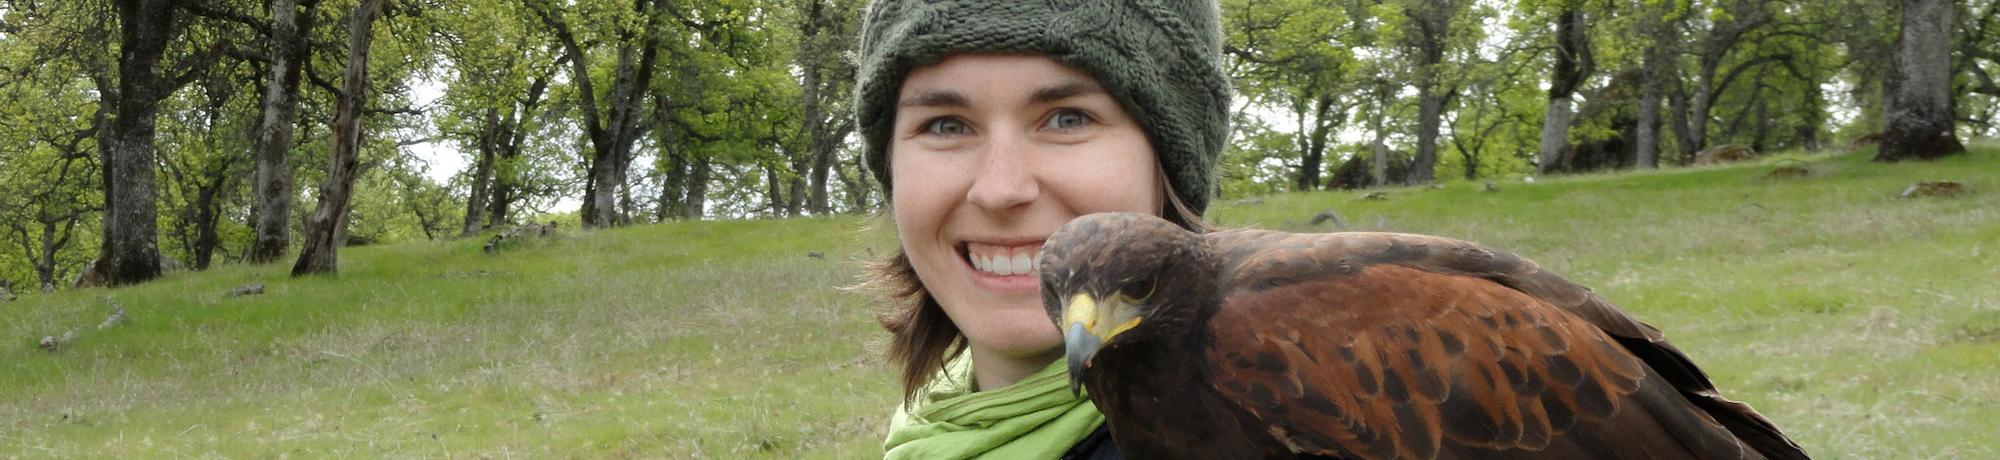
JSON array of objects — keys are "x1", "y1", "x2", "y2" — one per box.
[
  {"x1": 898, "y1": 89, "x2": 970, "y2": 108},
  {"x1": 1030, "y1": 80, "x2": 1105, "y2": 104}
]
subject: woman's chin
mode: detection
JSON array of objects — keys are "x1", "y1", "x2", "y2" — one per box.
[{"x1": 966, "y1": 315, "x2": 1063, "y2": 358}]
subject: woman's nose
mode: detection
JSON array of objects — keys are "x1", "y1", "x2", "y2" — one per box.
[{"x1": 965, "y1": 131, "x2": 1040, "y2": 212}]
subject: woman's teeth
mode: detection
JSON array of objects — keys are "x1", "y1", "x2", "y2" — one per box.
[{"x1": 968, "y1": 245, "x2": 1042, "y2": 276}]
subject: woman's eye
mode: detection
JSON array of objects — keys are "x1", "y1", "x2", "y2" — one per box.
[
  {"x1": 924, "y1": 117, "x2": 968, "y2": 136},
  {"x1": 1045, "y1": 109, "x2": 1091, "y2": 131}
]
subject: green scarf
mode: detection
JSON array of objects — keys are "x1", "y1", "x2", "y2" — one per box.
[{"x1": 883, "y1": 355, "x2": 1105, "y2": 459}]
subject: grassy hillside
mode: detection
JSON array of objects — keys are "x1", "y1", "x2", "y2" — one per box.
[{"x1": 4, "y1": 145, "x2": 1996, "y2": 458}]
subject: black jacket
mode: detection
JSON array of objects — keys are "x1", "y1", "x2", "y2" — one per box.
[{"x1": 1060, "y1": 423, "x2": 1123, "y2": 460}]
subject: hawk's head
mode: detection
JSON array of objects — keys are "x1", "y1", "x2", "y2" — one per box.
[{"x1": 1039, "y1": 212, "x2": 1215, "y2": 395}]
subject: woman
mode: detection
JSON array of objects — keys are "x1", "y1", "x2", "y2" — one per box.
[{"x1": 853, "y1": 1, "x2": 1231, "y2": 458}]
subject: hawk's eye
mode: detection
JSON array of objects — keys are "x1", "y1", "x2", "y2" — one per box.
[{"x1": 1119, "y1": 277, "x2": 1155, "y2": 300}]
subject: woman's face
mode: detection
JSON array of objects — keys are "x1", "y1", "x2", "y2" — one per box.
[{"x1": 890, "y1": 54, "x2": 1163, "y2": 368}]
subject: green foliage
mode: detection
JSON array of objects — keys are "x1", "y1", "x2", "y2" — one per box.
[
  {"x1": 1223, "y1": 0, "x2": 1351, "y2": 101},
  {"x1": 1215, "y1": 0, "x2": 1990, "y2": 186},
  {"x1": 1219, "y1": 114, "x2": 1302, "y2": 198},
  {"x1": 0, "y1": 1, "x2": 108, "y2": 290},
  {"x1": 1219, "y1": 0, "x2": 1356, "y2": 191},
  {"x1": 153, "y1": 58, "x2": 258, "y2": 267},
  {"x1": 1440, "y1": 65, "x2": 1543, "y2": 181}
]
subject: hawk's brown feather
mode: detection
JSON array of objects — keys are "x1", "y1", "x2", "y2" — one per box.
[{"x1": 1040, "y1": 213, "x2": 1808, "y2": 460}]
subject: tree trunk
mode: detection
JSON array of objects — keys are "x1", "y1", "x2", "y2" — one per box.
[
  {"x1": 580, "y1": 153, "x2": 603, "y2": 223},
  {"x1": 843, "y1": 149, "x2": 871, "y2": 212},
  {"x1": 1448, "y1": 88, "x2": 1509, "y2": 181},
  {"x1": 1412, "y1": 89, "x2": 1445, "y2": 184},
  {"x1": 684, "y1": 154, "x2": 710, "y2": 219},
  {"x1": 1461, "y1": 152, "x2": 1478, "y2": 180},
  {"x1": 489, "y1": 112, "x2": 517, "y2": 230},
  {"x1": 192, "y1": 174, "x2": 223, "y2": 270},
  {"x1": 1536, "y1": 98, "x2": 1575, "y2": 173},
  {"x1": 1796, "y1": 81, "x2": 1822, "y2": 151},
  {"x1": 798, "y1": 0, "x2": 829, "y2": 215},
  {"x1": 486, "y1": 58, "x2": 560, "y2": 229},
  {"x1": 487, "y1": 179, "x2": 513, "y2": 228},
  {"x1": 1635, "y1": 28, "x2": 1667, "y2": 169},
  {"x1": 1294, "y1": 97, "x2": 1322, "y2": 191},
  {"x1": 247, "y1": 0, "x2": 317, "y2": 264},
  {"x1": 35, "y1": 222, "x2": 57, "y2": 291},
  {"x1": 1665, "y1": 75, "x2": 1695, "y2": 165},
  {"x1": 38, "y1": 223, "x2": 61, "y2": 291},
  {"x1": 1673, "y1": 55, "x2": 1737, "y2": 162},
  {"x1": 617, "y1": 166, "x2": 636, "y2": 225},
  {"x1": 795, "y1": 0, "x2": 856, "y2": 215},
  {"x1": 1877, "y1": 0, "x2": 1965, "y2": 161},
  {"x1": 529, "y1": 0, "x2": 608, "y2": 226},
  {"x1": 292, "y1": 0, "x2": 384, "y2": 276},
  {"x1": 488, "y1": 134, "x2": 516, "y2": 228},
  {"x1": 1450, "y1": 118, "x2": 1478, "y2": 181},
  {"x1": 1402, "y1": 0, "x2": 1458, "y2": 184},
  {"x1": 833, "y1": 158, "x2": 862, "y2": 213},
  {"x1": 537, "y1": 0, "x2": 664, "y2": 228},
  {"x1": 1369, "y1": 84, "x2": 1390, "y2": 187},
  {"x1": 1537, "y1": 7, "x2": 1591, "y2": 174},
  {"x1": 1686, "y1": 73, "x2": 1714, "y2": 158},
  {"x1": 1673, "y1": 0, "x2": 1769, "y2": 162},
  {"x1": 98, "y1": 0, "x2": 184, "y2": 286},
  {"x1": 1743, "y1": 73, "x2": 1771, "y2": 150},
  {"x1": 657, "y1": 154, "x2": 682, "y2": 222},
  {"x1": 656, "y1": 100, "x2": 688, "y2": 221},
  {"x1": 1311, "y1": 96, "x2": 1336, "y2": 186},
  {"x1": 188, "y1": 79, "x2": 234, "y2": 271},
  {"x1": 462, "y1": 109, "x2": 498, "y2": 236},
  {"x1": 800, "y1": 43, "x2": 824, "y2": 217},
  {"x1": 808, "y1": 131, "x2": 840, "y2": 214},
  {"x1": 766, "y1": 165, "x2": 785, "y2": 216},
  {"x1": 34, "y1": 217, "x2": 77, "y2": 292},
  {"x1": 786, "y1": 152, "x2": 806, "y2": 216}
]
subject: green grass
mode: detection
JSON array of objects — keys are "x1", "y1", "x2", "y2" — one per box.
[{"x1": 5, "y1": 145, "x2": 1998, "y2": 458}]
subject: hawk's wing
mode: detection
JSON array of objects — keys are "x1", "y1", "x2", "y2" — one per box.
[{"x1": 1198, "y1": 231, "x2": 1807, "y2": 460}]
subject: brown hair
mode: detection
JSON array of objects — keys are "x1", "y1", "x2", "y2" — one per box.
[{"x1": 871, "y1": 166, "x2": 1209, "y2": 404}]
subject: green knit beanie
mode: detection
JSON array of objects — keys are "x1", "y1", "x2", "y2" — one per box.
[{"x1": 854, "y1": 0, "x2": 1233, "y2": 214}]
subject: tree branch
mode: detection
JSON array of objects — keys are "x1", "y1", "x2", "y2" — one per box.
[
  {"x1": 1710, "y1": 53, "x2": 1792, "y2": 100},
  {"x1": 179, "y1": 2, "x2": 272, "y2": 36},
  {"x1": 306, "y1": 62, "x2": 345, "y2": 99},
  {"x1": 367, "y1": 105, "x2": 425, "y2": 116}
]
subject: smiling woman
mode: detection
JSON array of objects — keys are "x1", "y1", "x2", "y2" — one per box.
[
  {"x1": 889, "y1": 55, "x2": 1166, "y2": 393},
  {"x1": 849, "y1": 0, "x2": 1232, "y2": 458}
]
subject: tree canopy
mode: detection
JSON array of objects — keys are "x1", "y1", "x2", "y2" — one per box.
[{"x1": 0, "y1": 0, "x2": 1993, "y2": 290}]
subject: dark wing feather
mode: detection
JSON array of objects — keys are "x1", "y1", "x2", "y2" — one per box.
[
  {"x1": 1199, "y1": 231, "x2": 1806, "y2": 460},
  {"x1": 1377, "y1": 232, "x2": 1809, "y2": 460}
]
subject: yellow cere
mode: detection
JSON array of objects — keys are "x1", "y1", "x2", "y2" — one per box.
[
  {"x1": 1066, "y1": 293, "x2": 1144, "y2": 340},
  {"x1": 1066, "y1": 294, "x2": 1099, "y2": 330}
]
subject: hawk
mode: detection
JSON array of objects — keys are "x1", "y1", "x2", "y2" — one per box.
[{"x1": 1040, "y1": 212, "x2": 1808, "y2": 460}]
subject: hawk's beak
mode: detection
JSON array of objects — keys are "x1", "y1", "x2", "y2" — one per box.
[
  {"x1": 1061, "y1": 293, "x2": 1141, "y2": 397},
  {"x1": 1066, "y1": 321, "x2": 1099, "y2": 397}
]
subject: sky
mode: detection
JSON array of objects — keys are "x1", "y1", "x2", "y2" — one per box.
[{"x1": 407, "y1": 77, "x2": 464, "y2": 185}]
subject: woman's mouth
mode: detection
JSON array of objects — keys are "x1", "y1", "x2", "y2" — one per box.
[
  {"x1": 964, "y1": 242, "x2": 1044, "y2": 276},
  {"x1": 958, "y1": 241, "x2": 1046, "y2": 293}
]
